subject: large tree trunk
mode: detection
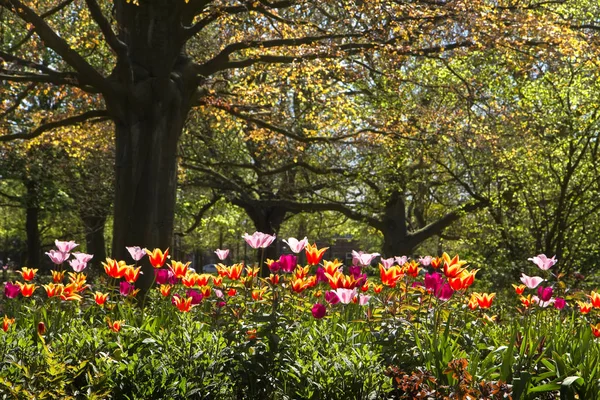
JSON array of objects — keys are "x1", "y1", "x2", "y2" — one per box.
[
  {"x1": 110, "y1": 2, "x2": 197, "y2": 293},
  {"x1": 380, "y1": 190, "x2": 413, "y2": 258},
  {"x1": 24, "y1": 180, "x2": 41, "y2": 271}
]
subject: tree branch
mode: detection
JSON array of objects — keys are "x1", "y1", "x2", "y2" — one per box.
[{"x1": 0, "y1": 110, "x2": 110, "y2": 141}]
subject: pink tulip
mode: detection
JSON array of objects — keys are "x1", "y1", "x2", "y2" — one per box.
[
  {"x1": 73, "y1": 252, "x2": 94, "y2": 263},
  {"x1": 528, "y1": 254, "x2": 557, "y2": 271},
  {"x1": 283, "y1": 237, "x2": 309, "y2": 253},
  {"x1": 55, "y1": 240, "x2": 78, "y2": 253},
  {"x1": 532, "y1": 295, "x2": 554, "y2": 308},
  {"x1": 395, "y1": 256, "x2": 408, "y2": 266},
  {"x1": 554, "y1": 297, "x2": 566, "y2": 310},
  {"x1": 436, "y1": 283, "x2": 454, "y2": 301},
  {"x1": 419, "y1": 256, "x2": 432, "y2": 267},
  {"x1": 380, "y1": 257, "x2": 396, "y2": 269},
  {"x1": 325, "y1": 291, "x2": 340, "y2": 305},
  {"x1": 214, "y1": 249, "x2": 230, "y2": 261},
  {"x1": 520, "y1": 273, "x2": 544, "y2": 289},
  {"x1": 69, "y1": 259, "x2": 87, "y2": 272},
  {"x1": 351, "y1": 250, "x2": 380, "y2": 267},
  {"x1": 126, "y1": 246, "x2": 146, "y2": 261},
  {"x1": 243, "y1": 232, "x2": 276, "y2": 249},
  {"x1": 358, "y1": 294, "x2": 371, "y2": 305},
  {"x1": 334, "y1": 288, "x2": 357, "y2": 304},
  {"x1": 4, "y1": 282, "x2": 20, "y2": 298},
  {"x1": 46, "y1": 250, "x2": 70, "y2": 265}
]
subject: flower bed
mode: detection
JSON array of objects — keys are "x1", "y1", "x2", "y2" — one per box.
[{"x1": 1, "y1": 236, "x2": 599, "y2": 398}]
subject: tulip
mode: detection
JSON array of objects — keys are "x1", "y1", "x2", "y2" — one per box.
[
  {"x1": 430, "y1": 257, "x2": 442, "y2": 269},
  {"x1": 528, "y1": 254, "x2": 557, "y2": 271},
  {"x1": 267, "y1": 274, "x2": 280, "y2": 285},
  {"x1": 55, "y1": 240, "x2": 78, "y2": 253},
  {"x1": 419, "y1": 256, "x2": 432, "y2": 267},
  {"x1": 159, "y1": 284, "x2": 172, "y2": 297},
  {"x1": 126, "y1": 246, "x2": 146, "y2": 261},
  {"x1": 436, "y1": 283, "x2": 454, "y2": 301},
  {"x1": 102, "y1": 258, "x2": 128, "y2": 279},
  {"x1": 173, "y1": 295, "x2": 193, "y2": 312},
  {"x1": 305, "y1": 243, "x2": 328, "y2": 265},
  {"x1": 379, "y1": 265, "x2": 402, "y2": 287},
  {"x1": 325, "y1": 291, "x2": 340, "y2": 305},
  {"x1": 169, "y1": 261, "x2": 190, "y2": 279},
  {"x1": 119, "y1": 281, "x2": 135, "y2": 296},
  {"x1": 212, "y1": 276, "x2": 223, "y2": 286},
  {"x1": 155, "y1": 269, "x2": 175, "y2": 285},
  {"x1": 578, "y1": 301, "x2": 592, "y2": 314},
  {"x1": 251, "y1": 288, "x2": 266, "y2": 301},
  {"x1": 358, "y1": 294, "x2": 371, "y2": 305},
  {"x1": 186, "y1": 289, "x2": 203, "y2": 305},
  {"x1": 4, "y1": 282, "x2": 20, "y2": 298},
  {"x1": 554, "y1": 297, "x2": 566, "y2": 310},
  {"x1": 2, "y1": 315, "x2": 15, "y2": 332},
  {"x1": 520, "y1": 294, "x2": 533, "y2": 308},
  {"x1": 283, "y1": 237, "x2": 309, "y2": 253},
  {"x1": 51, "y1": 270, "x2": 65, "y2": 283},
  {"x1": 424, "y1": 272, "x2": 443, "y2": 294},
  {"x1": 181, "y1": 273, "x2": 198, "y2": 287},
  {"x1": 589, "y1": 291, "x2": 600, "y2": 308},
  {"x1": 94, "y1": 291, "x2": 108, "y2": 306},
  {"x1": 46, "y1": 250, "x2": 70, "y2": 265},
  {"x1": 73, "y1": 252, "x2": 93, "y2": 263},
  {"x1": 352, "y1": 250, "x2": 380, "y2": 267},
  {"x1": 279, "y1": 254, "x2": 297, "y2": 273},
  {"x1": 520, "y1": 273, "x2": 544, "y2": 289},
  {"x1": 537, "y1": 286, "x2": 553, "y2": 302},
  {"x1": 404, "y1": 261, "x2": 420, "y2": 278},
  {"x1": 242, "y1": 232, "x2": 276, "y2": 249},
  {"x1": 43, "y1": 283, "x2": 63, "y2": 298},
  {"x1": 311, "y1": 303, "x2": 326, "y2": 319},
  {"x1": 591, "y1": 323, "x2": 600, "y2": 338},
  {"x1": 443, "y1": 253, "x2": 467, "y2": 279},
  {"x1": 227, "y1": 288, "x2": 237, "y2": 297},
  {"x1": 145, "y1": 248, "x2": 169, "y2": 268},
  {"x1": 17, "y1": 282, "x2": 36, "y2": 297},
  {"x1": 17, "y1": 267, "x2": 37, "y2": 282},
  {"x1": 512, "y1": 284, "x2": 526, "y2": 295},
  {"x1": 395, "y1": 256, "x2": 408, "y2": 266},
  {"x1": 315, "y1": 267, "x2": 328, "y2": 283},
  {"x1": 37, "y1": 321, "x2": 46, "y2": 335},
  {"x1": 225, "y1": 264, "x2": 244, "y2": 280},
  {"x1": 532, "y1": 295, "x2": 554, "y2": 308},
  {"x1": 69, "y1": 259, "x2": 87, "y2": 273},
  {"x1": 107, "y1": 318, "x2": 123, "y2": 333},
  {"x1": 214, "y1": 249, "x2": 229, "y2": 261},
  {"x1": 473, "y1": 292, "x2": 496, "y2": 309},
  {"x1": 373, "y1": 284, "x2": 383, "y2": 294},
  {"x1": 322, "y1": 259, "x2": 344, "y2": 275},
  {"x1": 334, "y1": 288, "x2": 357, "y2": 304}
]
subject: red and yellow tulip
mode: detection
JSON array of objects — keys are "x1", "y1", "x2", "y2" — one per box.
[
  {"x1": 305, "y1": 243, "x2": 328, "y2": 265},
  {"x1": 18, "y1": 267, "x2": 38, "y2": 282},
  {"x1": 146, "y1": 248, "x2": 169, "y2": 268}
]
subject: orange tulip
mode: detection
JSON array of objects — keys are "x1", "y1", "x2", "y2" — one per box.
[
  {"x1": 473, "y1": 292, "x2": 496, "y2": 309},
  {"x1": 146, "y1": 248, "x2": 169, "y2": 268},
  {"x1": 170, "y1": 261, "x2": 190, "y2": 279},
  {"x1": 373, "y1": 284, "x2": 383, "y2": 294},
  {"x1": 305, "y1": 243, "x2": 328, "y2": 265},
  {"x1": 293, "y1": 265, "x2": 310, "y2": 280},
  {"x1": 322, "y1": 259, "x2": 343, "y2": 276},
  {"x1": 513, "y1": 284, "x2": 526, "y2": 295},
  {"x1": 42, "y1": 283, "x2": 64, "y2": 298},
  {"x1": 212, "y1": 276, "x2": 223, "y2": 286},
  {"x1": 430, "y1": 257, "x2": 442, "y2": 269},
  {"x1": 124, "y1": 266, "x2": 142, "y2": 283},
  {"x1": 442, "y1": 253, "x2": 467, "y2": 279},
  {"x1": 174, "y1": 296, "x2": 193, "y2": 312},
  {"x1": 592, "y1": 323, "x2": 600, "y2": 338},
  {"x1": 379, "y1": 265, "x2": 402, "y2": 287},
  {"x1": 404, "y1": 261, "x2": 420, "y2": 278},
  {"x1": 2, "y1": 315, "x2": 15, "y2": 332},
  {"x1": 520, "y1": 295, "x2": 533, "y2": 308},
  {"x1": 225, "y1": 264, "x2": 244, "y2": 280},
  {"x1": 181, "y1": 273, "x2": 198, "y2": 287},
  {"x1": 227, "y1": 288, "x2": 237, "y2": 297},
  {"x1": 17, "y1": 282, "x2": 36, "y2": 297},
  {"x1": 195, "y1": 274, "x2": 210, "y2": 287},
  {"x1": 107, "y1": 318, "x2": 123, "y2": 333},
  {"x1": 588, "y1": 291, "x2": 600, "y2": 308},
  {"x1": 200, "y1": 286, "x2": 211, "y2": 298},
  {"x1": 578, "y1": 301, "x2": 593, "y2": 314},
  {"x1": 102, "y1": 258, "x2": 128, "y2": 279},
  {"x1": 18, "y1": 267, "x2": 38, "y2": 282},
  {"x1": 94, "y1": 291, "x2": 109, "y2": 306},
  {"x1": 245, "y1": 266, "x2": 260, "y2": 278},
  {"x1": 267, "y1": 274, "x2": 280, "y2": 285},
  {"x1": 467, "y1": 297, "x2": 478, "y2": 310},
  {"x1": 290, "y1": 278, "x2": 309, "y2": 293},
  {"x1": 361, "y1": 283, "x2": 370, "y2": 292},
  {"x1": 51, "y1": 270, "x2": 65, "y2": 283},
  {"x1": 252, "y1": 288, "x2": 267, "y2": 301},
  {"x1": 159, "y1": 284, "x2": 172, "y2": 297}
]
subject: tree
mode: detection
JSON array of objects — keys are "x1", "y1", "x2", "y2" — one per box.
[{"x1": 1, "y1": 0, "x2": 590, "y2": 291}]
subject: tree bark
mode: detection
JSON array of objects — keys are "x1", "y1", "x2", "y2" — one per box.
[
  {"x1": 81, "y1": 215, "x2": 107, "y2": 271},
  {"x1": 24, "y1": 180, "x2": 41, "y2": 271}
]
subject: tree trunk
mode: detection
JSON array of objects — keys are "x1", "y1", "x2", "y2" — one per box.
[
  {"x1": 24, "y1": 180, "x2": 41, "y2": 271},
  {"x1": 245, "y1": 205, "x2": 287, "y2": 276},
  {"x1": 380, "y1": 190, "x2": 411, "y2": 258},
  {"x1": 81, "y1": 215, "x2": 107, "y2": 272},
  {"x1": 110, "y1": 3, "x2": 198, "y2": 294}
]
